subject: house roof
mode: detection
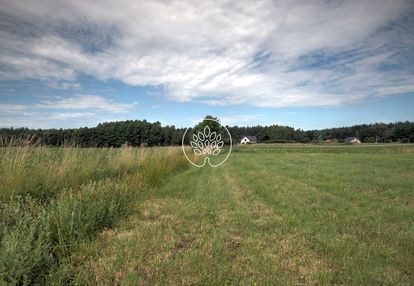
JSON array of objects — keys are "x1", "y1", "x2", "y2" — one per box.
[
  {"x1": 344, "y1": 136, "x2": 359, "y2": 142},
  {"x1": 242, "y1": 135, "x2": 257, "y2": 142}
]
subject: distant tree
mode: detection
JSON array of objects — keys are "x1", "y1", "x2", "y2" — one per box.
[
  {"x1": 193, "y1": 115, "x2": 221, "y2": 135},
  {"x1": 1, "y1": 120, "x2": 414, "y2": 147}
]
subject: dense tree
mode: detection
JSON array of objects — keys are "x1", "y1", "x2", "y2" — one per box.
[
  {"x1": 193, "y1": 116, "x2": 221, "y2": 134},
  {"x1": 1, "y1": 119, "x2": 413, "y2": 147}
]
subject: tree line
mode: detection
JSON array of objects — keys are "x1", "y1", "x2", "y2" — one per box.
[{"x1": 1, "y1": 118, "x2": 413, "y2": 147}]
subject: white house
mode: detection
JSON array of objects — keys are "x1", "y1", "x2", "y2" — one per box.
[
  {"x1": 240, "y1": 136, "x2": 257, "y2": 144},
  {"x1": 344, "y1": 137, "x2": 361, "y2": 144}
]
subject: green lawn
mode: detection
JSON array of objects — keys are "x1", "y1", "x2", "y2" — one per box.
[{"x1": 71, "y1": 145, "x2": 414, "y2": 285}]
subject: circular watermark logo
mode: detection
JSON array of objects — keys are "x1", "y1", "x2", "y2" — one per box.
[{"x1": 181, "y1": 118, "x2": 232, "y2": 167}]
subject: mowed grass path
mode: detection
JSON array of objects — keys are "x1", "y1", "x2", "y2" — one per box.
[{"x1": 78, "y1": 146, "x2": 414, "y2": 285}]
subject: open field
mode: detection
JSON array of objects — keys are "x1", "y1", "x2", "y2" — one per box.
[{"x1": 1, "y1": 144, "x2": 414, "y2": 285}]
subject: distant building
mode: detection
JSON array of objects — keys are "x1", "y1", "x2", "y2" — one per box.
[
  {"x1": 344, "y1": 137, "x2": 361, "y2": 144},
  {"x1": 240, "y1": 136, "x2": 257, "y2": 144}
]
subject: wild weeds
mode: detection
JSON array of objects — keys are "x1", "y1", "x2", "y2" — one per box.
[
  {"x1": 0, "y1": 139, "x2": 191, "y2": 285},
  {"x1": 0, "y1": 140, "x2": 190, "y2": 201}
]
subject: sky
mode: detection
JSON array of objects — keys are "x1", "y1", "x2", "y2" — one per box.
[{"x1": 0, "y1": 0, "x2": 413, "y2": 130}]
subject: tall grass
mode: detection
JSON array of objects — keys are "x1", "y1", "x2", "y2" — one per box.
[
  {"x1": 0, "y1": 141, "x2": 191, "y2": 202},
  {"x1": 0, "y1": 140, "x2": 193, "y2": 284}
]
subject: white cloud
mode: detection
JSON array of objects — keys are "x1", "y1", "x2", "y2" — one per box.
[
  {"x1": 45, "y1": 80, "x2": 80, "y2": 90},
  {"x1": 0, "y1": 103, "x2": 27, "y2": 111},
  {"x1": 45, "y1": 112, "x2": 95, "y2": 120},
  {"x1": 0, "y1": 111, "x2": 98, "y2": 128},
  {"x1": 0, "y1": 109, "x2": 126, "y2": 128},
  {"x1": 220, "y1": 114, "x2": 261, "y2": 126},
  {"x1": 0, "y1": 0, "x2": 413, "y2": 107},
  {"x1": 0, "y1": 95, "x2": 136, "y2": 128},
  {"x1": 36, "y1": 95, "x2": 137, "y2": 113}
]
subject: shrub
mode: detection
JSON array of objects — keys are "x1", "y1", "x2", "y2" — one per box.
[
  {"x1": 0, "y1": 197, "x2": 52, "y2": 285},
  {"x1": 47, "y1": 180, "x2": 131, "y2": 258}
]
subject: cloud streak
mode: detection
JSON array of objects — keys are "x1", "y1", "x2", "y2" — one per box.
[
  {"x1": 36, "y1": 95, "x2": 137, "y2": 113},
  {"x1": 0, "y1": 0, "x2": 413, "y2": 107},
  {"x1": 0, "y1": 103, "x2": 27, "y2": 111},
  {"x1": 0, "y1": 95, "x2": 136, "y2": 128}
]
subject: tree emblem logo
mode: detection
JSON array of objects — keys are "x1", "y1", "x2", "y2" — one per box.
[
  {"x1": 191, "y1": 125, "x2": 224, "y2": 156},
  {"x1": 182, "y1": 117, "x2": 232, "y2": 167}
]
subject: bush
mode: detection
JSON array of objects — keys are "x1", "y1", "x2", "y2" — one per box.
[
  {"x1": 0, "y1": 197, "x2": 52, "y2": 285},
  {"x1": 0, "y1": 181, "x2": 133, "y2": 285},
  {"x1": 47, "y1": 180, "x2": 131, "y2": 258}
]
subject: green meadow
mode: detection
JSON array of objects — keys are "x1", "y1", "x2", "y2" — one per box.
[{"x1": 1, "y1": 144, "x2": 413, "y2": 285}]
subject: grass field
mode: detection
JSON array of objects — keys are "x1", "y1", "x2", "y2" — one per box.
[{"x1": 1, "y1": 144, "x2": 414, "y2": 285}]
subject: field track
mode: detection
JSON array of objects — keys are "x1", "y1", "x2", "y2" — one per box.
[{"x1": 77, "y1": 145, "x2": 414, "y2": 285}]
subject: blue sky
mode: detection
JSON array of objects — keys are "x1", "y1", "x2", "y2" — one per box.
[{"x1": 0, "y1": 0, "x2": 413, "y2": 130}]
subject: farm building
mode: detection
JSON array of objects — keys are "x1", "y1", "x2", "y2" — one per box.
[
  {"x1": 344, "y1": 137, "x2": 361, "y2": 144},
  {"x1": 240, "y1": 136, "x2": 257, "y2": 144}
]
